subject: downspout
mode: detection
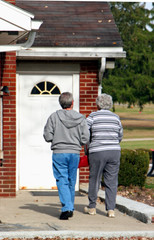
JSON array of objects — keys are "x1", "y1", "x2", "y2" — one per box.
[
  {"x1": 16, "y1": 20, "x2": 43, "y2": 48},
  {"x1": 98, "y1": 57, "x2": 106, "y2": 95},
  {"x1": 0, "y1": 86, "x2": 9, "y2": 166},
  {"x1": 0, "y1": 102, "x2": 2, "y2": 147},
  {"x1": 16, "y1": 31, "x2": 36, "y2": 48},
  {"x1": 0, "y1": 97, "x2": 3, "y2": 164},
  {"x1": 0, "y1": 53, "x2": 5, "y2": 165}
]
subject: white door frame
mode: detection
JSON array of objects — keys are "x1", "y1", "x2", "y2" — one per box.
[{"x1": 16, "y1": 63, "x2": 80, "y2": 191}]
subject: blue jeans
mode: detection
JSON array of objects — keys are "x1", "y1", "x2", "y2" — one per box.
[{"x1": 52, "y1": 153, "x2": 80, "y2": 212}]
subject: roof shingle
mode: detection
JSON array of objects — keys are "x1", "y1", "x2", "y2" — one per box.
[{"x1": 16, "y1": 1, "x2": 123, "y2": 47}]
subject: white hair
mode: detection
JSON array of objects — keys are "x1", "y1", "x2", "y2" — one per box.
[{"x1": 96, "y1": 93, "x2": 113, "y2": 110}]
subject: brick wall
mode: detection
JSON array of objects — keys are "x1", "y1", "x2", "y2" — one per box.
[
  {"x1": 0, "y1": 52, "x2": 16, "y2": 197},
  {"x1": 79, "y1": 61, "x2": 98, "y2": 183}
]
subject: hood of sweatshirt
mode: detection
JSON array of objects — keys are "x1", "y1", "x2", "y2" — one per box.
[{"x1": 56, "y1": 109, "x2": 84, "y2": 128}]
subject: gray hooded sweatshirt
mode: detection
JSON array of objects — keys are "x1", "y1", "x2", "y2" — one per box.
[{"x1": 43, "y1": 109, "x2": 90, "y2": 153}]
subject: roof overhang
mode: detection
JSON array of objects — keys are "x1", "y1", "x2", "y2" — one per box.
[
  {"x1": 0, "y1": 0, "x2": 43, "y2": 52},
  {"x1": 17, "y1": 47, "x2": 126, "y2": 60},
  {"x1": 0, "y1": 0, "x2": 34, "y2": 32},
  {"x1": 13, "y1": 0, "x2": 126, "y2": 85},
  {"x1": 17, "y1": 47, "x2": 126, "y2": 84}
]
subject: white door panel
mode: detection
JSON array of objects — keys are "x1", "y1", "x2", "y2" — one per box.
[{"x1": 18, "y1": 74, "x2": 79, "y2": 189}]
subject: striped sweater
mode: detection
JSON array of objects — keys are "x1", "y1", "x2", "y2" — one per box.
[{"x1": 86, "y1": 109, "x2": 123, "y2": 153}]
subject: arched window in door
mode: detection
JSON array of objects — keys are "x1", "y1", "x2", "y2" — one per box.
[{"x1": 31, "y1": 81, "x2": 61, "y2": 95}]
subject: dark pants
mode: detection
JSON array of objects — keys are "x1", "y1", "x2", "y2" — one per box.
[{"x1": 88, "y1": 150, "x2": 121, "y2": 210}]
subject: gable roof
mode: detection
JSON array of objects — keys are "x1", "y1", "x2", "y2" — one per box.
[{"x1": 16, "y1": 1, "x2": 122, "y2": 48}]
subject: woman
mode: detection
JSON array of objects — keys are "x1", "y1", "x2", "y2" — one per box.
[{"x1": 84, "y1": 93, "x2": 123, "y2": 218}]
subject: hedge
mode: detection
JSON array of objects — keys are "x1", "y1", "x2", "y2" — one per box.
[{"x1": 118, "y1": 149, "x2": 149, "y2": 187}]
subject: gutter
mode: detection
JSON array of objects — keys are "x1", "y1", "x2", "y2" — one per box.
[
  {"x1": 17, "y1": 47, "x2": 126, "y2": 59},
  {"x1": 0, "y1": 21, "x2": 43, "y2": 53}
]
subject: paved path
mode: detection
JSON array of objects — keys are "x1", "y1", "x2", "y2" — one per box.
[
  {"x1": 0, "y1": 185, "x2": 154, "y2": 239},
  {"x1": 120, "y1": 117, "x2": 154, "y2": 121},
  {"x1": 122, "y1": 138, "x2": 154, "y2": 142}
]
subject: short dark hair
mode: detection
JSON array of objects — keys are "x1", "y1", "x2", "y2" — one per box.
[{"x1": 59, "y1": 92, "x2": 73, "y2": 109}]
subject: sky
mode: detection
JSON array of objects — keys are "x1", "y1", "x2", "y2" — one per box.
[{"x1": 145, "y1": 2, "x2": 153, "y2": 9}]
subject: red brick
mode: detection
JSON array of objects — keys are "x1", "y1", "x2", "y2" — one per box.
[
  {"x1": 0, "y1": 193, "x2": 10, "y2": 197},
  {"x1": 0, "y1": 51, "x2": 16, "y2": 197},
  {"x1": 80, "y1": 172, "x2": 89, "y2": 176},
  {"x1": 79, "y1": 62, "x2": 98, "y2": 183},
  {"x1": 79, "y1": 176, "x2": 85, "y2": 180}
]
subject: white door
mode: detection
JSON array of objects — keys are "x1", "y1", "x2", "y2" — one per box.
[{"x1": 18, "y1": 74, "x2": 79, "y2": 189}]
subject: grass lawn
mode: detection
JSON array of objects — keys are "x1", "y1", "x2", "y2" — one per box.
[
  {"x1": 114, "y1": 103, "x2": 154, "y2": 149},
  {"x1": 120, "y1": 140, "x2": 154, "y2": 149},
  {"x1": 145, "y1": 177, "x2": 154, "y2": 189},
  {"x1": 114, "y1": 103, "x2": 154, "y2": 116}
]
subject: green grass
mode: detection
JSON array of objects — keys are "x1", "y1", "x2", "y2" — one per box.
[
  {"x1": 120, "y1": 140, "x2": 154, "y2": 150},
  {"x1": 114, "y1": 103, "x2": 154, "y2": 149},
  {"x1": 145, "y1": 177, "x2": 154, "y2": 189},
  {"x1": 114, "y1": 103, "x2": 154, "y2": 115},
  {"x1": 145, "y1": 183, "x2": 154, "y2": 189}
]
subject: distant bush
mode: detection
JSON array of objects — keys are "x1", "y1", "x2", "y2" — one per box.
[{"x1": 118, "y1": 149, "x2": 149, "y2": 187}]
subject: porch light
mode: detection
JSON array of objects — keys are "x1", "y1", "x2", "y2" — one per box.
[{"x1": 0, "y1": 86, "x2": 9, "y2": 95}]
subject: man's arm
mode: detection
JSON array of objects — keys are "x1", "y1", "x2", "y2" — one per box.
[{"x1": 43, "y1": 116, "x2": 54, "y2": 142}]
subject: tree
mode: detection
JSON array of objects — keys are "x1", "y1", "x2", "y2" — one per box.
[{"x1": 103, "y1": 2, "x2": 154, "y2": 111}]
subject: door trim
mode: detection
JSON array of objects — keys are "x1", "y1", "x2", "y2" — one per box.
[{"x1": 16, "y1": 64, "x2": 80, "y2": 191}]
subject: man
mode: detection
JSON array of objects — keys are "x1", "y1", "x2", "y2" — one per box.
[{"x1": 43, "y1": 92, "x2": 89, "y2": 220}]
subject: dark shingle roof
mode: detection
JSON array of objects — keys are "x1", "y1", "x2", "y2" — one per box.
[{"x1": 16, "y1": 1, "x2": 122, "y2": 47}]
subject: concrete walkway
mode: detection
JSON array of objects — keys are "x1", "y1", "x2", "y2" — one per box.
[
  {"x1": 0, "y1": 184, "x2": 154, "y2": 239},
  {"x1": 80, "y1": 183, "x2": 154, "y2": 224},
  {"x1": 122, "y1": 138, "x2": 154, "y2": 142}
]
